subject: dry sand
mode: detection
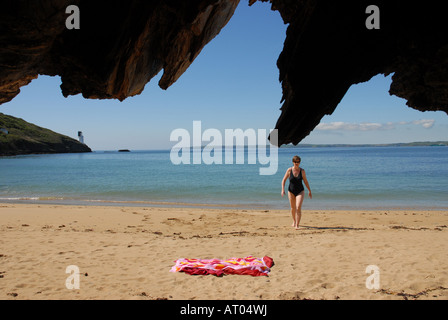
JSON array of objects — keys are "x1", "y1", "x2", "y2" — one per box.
[{"x1": 1, "y1": 203, "x2": 447, "y2": 300}]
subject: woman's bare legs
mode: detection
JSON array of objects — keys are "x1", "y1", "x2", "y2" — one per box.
[
  {"x1": 295, "y1": 191, "x2": 305, "y2": 229},
  {"x1": 288, "y1": 192, "x2": 296, "y2": 227}
]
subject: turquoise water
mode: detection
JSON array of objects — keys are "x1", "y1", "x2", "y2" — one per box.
[{"x1": 1, "y1": 146, "x2": 447, "y2": 210}]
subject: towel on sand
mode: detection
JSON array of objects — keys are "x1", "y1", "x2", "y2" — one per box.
[{"x1": 170, "y1": 256, "x2": 274, "y2": 277}]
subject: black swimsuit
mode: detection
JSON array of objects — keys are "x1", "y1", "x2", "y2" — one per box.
[{"x1": 288, "y1": 167, "x2": 304, "y2": 196}]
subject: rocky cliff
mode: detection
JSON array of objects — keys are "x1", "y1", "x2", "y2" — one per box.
[
  {"x1": 0, "y1": 0, "x2": 239, "y2": 103},
  {"x1": 260, "y1": 0, "x2": 448, "y2": 144},
  {"x1": 0, "y1": 113, "x2": 91, "y2": 156},
  {"x1": 1, "y1": 0, "x2": 447, "y2": 146}
]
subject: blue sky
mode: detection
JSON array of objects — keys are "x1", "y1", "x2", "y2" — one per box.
[{"x1": 1, "y1": 2, "x2": 447, "y2": 150}]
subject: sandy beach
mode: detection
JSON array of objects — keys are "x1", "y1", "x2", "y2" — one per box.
[{"x1": 0, "y1": 203, "x2": 447, "y2": 300}]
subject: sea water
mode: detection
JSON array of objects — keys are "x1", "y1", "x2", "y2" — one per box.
[{"x1": 1, "y1": 146, "x2": 447, "y2": 210}]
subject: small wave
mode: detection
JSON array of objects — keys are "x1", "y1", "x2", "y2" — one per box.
[
  {"x1": 0, "y1": 196, "x2": 65, "y2": 201},
  {"x1": 0, "y1": 197, "x2": 40, "y2": 201}
]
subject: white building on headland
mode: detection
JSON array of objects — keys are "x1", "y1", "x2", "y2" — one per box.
[{"x1": 78, "y1": 131, "x2": 84, "y2": 144}]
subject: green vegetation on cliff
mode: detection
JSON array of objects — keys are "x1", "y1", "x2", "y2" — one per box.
[{"x1": 0, "y1": 113, "x2": 91, "y2": 156}]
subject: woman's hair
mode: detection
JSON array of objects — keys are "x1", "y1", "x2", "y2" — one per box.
[{"x1": 292, "y1": 155, "x2": 301, "y2": 163}]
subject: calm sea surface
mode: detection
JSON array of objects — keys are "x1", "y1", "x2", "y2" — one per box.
[{"x1": 1, "y1": 146, "x2": 447, "y2": 210}]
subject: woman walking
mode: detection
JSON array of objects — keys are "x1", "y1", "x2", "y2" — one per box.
[{"x1": 281, "y1": 155, "x2": 312, "y2": 229}]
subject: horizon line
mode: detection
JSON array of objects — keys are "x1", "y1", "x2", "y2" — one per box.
[{"x1": 90, "y1": 140, "x2": 448, "y2": 151}]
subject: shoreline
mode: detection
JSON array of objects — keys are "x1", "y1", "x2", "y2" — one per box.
[
  {"x1": 1, "y1": 203, "x2": 447, "y2": 300},
  {"x1": 1, "y1": 198, "x2": 447, "y2": 212}
]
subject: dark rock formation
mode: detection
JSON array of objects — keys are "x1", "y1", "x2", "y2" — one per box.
[
  {"x1": 0, "y1": 0, "x2": 239, "y2": 103},
  {"x1": 0, "y1": 113, "x2": 91, "y2": 156},
  {"x1": 1, "y1": 0, "x2": 447, "y2": 146},
  {"x1": 258, "y1": 0, "x2": 448, "y2": 145}
]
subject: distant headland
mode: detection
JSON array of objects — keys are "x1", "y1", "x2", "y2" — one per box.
[
  {"x1": 289, "y1": 141, "x2": 448, "y2": 148},
  {"x1": 0, "y1": 113, "x2": 92, "y2": 156}
]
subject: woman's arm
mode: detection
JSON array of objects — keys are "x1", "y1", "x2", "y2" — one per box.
[
  {"x1": 281, "y1": 168, "x2": 291, "y2": 197},
  {"x1": 302, "y1": 169, "x2": 312, "y2": 199}
]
